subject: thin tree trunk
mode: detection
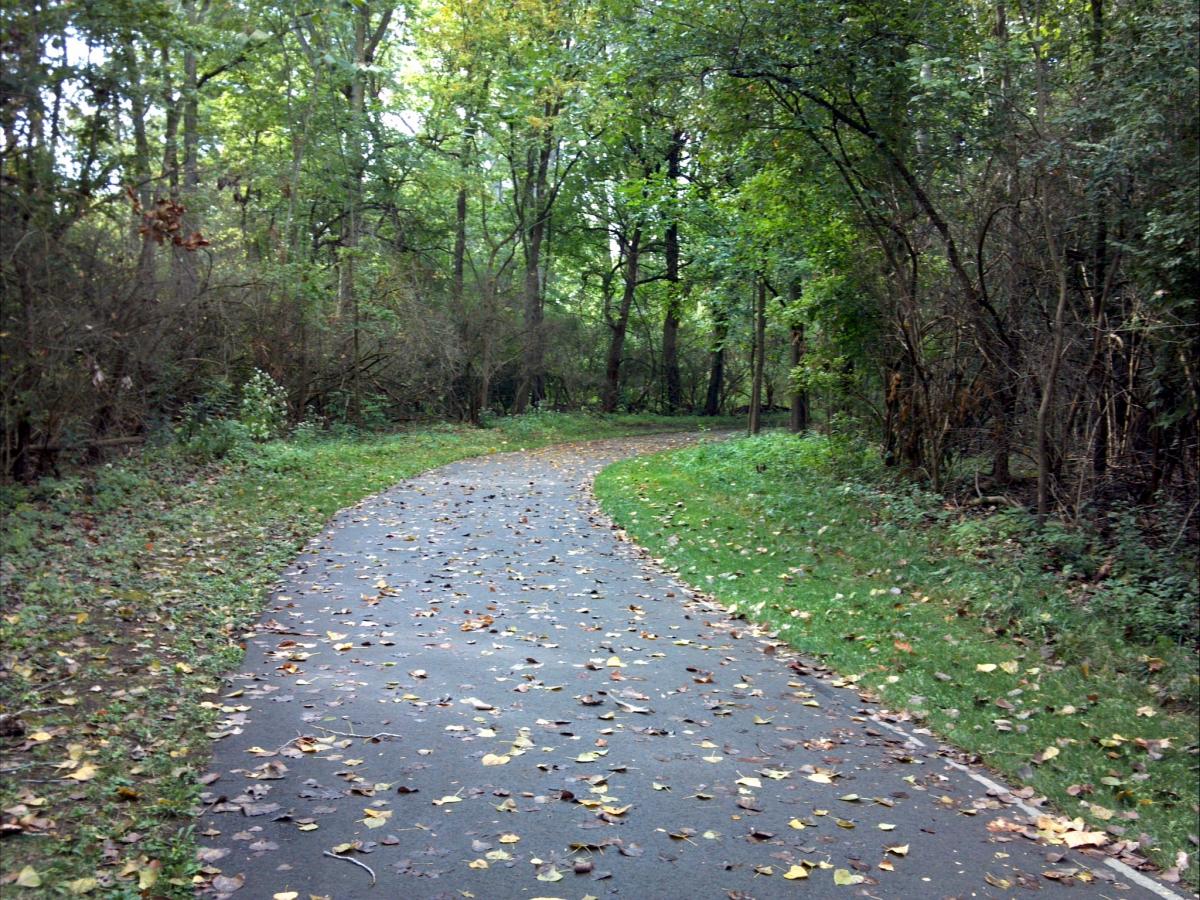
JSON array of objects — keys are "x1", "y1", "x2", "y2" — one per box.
[
  {"x1": 339, "y1": 9, "x2": 368, "y2": 425},
  {"x1": 789, "y1": 322, "x2": 808, "y2": 433},
  {"x1": 749, "y1": 278, "x2": 766, "y2": 435},
  {"x1": 602, "y1": 228, "x2": 640, "y2": 413},
  {"x1": 661, "y1": 129, "x2": 685, "y2": 412},
  {"x1": 1038, "y1": 222, "x2": 1070, "y2": 522},
  {"x1": 704, "y1": 307, "x2": 728, "y2": 416}
]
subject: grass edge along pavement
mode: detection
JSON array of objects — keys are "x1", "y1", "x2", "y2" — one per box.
[
  {"x1": 593, "y1": 432, "x2": 1199, "y2": 889},
  {"x1": 0, "y1": 413, "x2": 734, "y2": 897}
]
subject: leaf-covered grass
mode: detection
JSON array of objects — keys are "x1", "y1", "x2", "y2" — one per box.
[
  {"x1": 594, "y1": 433, "x2": 1199, "y2": 886},
  {"x1": 0, "y1": 412, "x2": 730, "y2": 896}
]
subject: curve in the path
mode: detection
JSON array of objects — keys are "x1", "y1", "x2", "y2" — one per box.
[{"x1": 198, "y1": 434, "x2": 1179, "y2": 900}]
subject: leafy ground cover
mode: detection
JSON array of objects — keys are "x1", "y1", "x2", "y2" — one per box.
[
  {"x1": 594, "y1": 432, "x2": 1199, "y2": 886},
  {"x1": 0, "y1": 412, "x2": 731, "y2": 896}
]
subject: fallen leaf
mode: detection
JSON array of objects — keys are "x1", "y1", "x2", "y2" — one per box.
[
  {"x1": 833, "y1": 868, "x2": 864, "y2": 886},
  {"x1": 783, "y1": 865, "x2": 809, "y2": 880},
  {"x1": 66, "y1": 763, "x2": 98, "y2": 782},
  {"x1": 15, "y1": 867, "x2": 41, "y2": 888}
]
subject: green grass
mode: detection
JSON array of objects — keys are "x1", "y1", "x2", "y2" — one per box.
[
  {"x1": 594, "y1": 432, "x2": 1199, "y2": 886},
  {"x1": 0, "y1": 412, "x2": 729, "y2": 896}
]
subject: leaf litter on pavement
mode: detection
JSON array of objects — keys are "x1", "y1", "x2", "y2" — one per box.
[{"x1": 173, "y1": 437, "x2": 1178, "y2": 898}]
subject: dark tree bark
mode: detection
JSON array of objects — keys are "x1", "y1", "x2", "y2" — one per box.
[
  {"x1": 661, "y1": 129, "x2": 685, "y2": 412},
  {"x1": 602, "y1": 228, "x2": 641, "y2": 413},
  {"x1": 703, "y1": 306, "x2": 728, "y2": 416},
  {"x1": 748, "y1": 278, "x2": 766, "y2": 434}
]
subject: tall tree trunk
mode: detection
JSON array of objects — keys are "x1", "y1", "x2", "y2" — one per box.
[
  {"x1": 789, "y1": 322, "x2": 808, "y2": 433},
  {"x1": 1038, "y1": 221, "x2": 1070, "y2": 522},
  {"x1": 121, "y1": 46, "x2": 157, "y2": 302},
  {"x1": 453, "y1": 186, "x2": 467, "y2": 305},
  {"x1": 785, "y1": 281, "x2": 808, "y2": 432},
  {"x1": 661, "y1": 129, "x2": 685, "y2": 412},
  {"x1": 703, "y1": 306, "x2": 728, "y2": 416},
  {"x1": 514, "y1": 126, "x2": 555, "y2": 413},
  {"x1": 602, "y1": 228, "x2": 641, "y2": 413},
  {"x1": 339, "y1": 9, "x2": 368, "y2": 425},
  {"x1": 171, "y1": 0, "x2": 201, "y2": 309},
  {"x1": 749, "y1": 278, "x2": 766, "y2": 435}
]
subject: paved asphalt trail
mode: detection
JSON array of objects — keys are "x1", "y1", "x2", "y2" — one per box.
[{"x1": 198, "y1": 434, "x2": 1178, "y2": 900}]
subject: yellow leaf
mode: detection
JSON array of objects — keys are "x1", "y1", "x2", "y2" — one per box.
[
  {"x1": 333, "y1": 643, "x2": 353, "y2": 651},
  {"x1": 64, "y1": 878, "x2": 98, "y2": 894},
  {"x1": 297, "y1": 823, "x2": 319, "y2": 831},
  {"x1": 702, "y1": 755, "x2": 723, "y2": 763},
  {"x1": 788, "y1": 818, "x2": 806, "y2": 830},
  {"x1": 536, "y1": 867, "x2": 563, "y2": 882},
  {"x1": 498, "y1": 833, "x2": 520, "y2": 844},
  {"x1": 605, "y1": 656, "x2": 624, "y2": 667},
  {"x1": 15, "y1": 867, "x2": 41, "y2": 888},
  {"x1": 886, "y1": 844, "x2": 909, "y2": 856},
  {"x1": 362, "y1": 809, "x2": 392, "y2": 828},
  {"x1": 468, "y1": 859, "x2": 488, "y2": 869},
  {"x1": 998, "y1": 660, "x2": 1020, "y2": 674},
  {"x1": 736, "y1": 777, "x2": 761, "y2": 789},
  {"x1": 29, "y1": 731, "x2": 52, "y2": 742},
  {"x1": 485, "y1": 850, "x2": 511, "y2": 861},
  {"x1": 481, "y1": 753, "x2": 510, "y2": 766},
  {"x1": 975, "y1": 663, "x2": 997, "y2": 673},
  {"x1": 432, "y1": 795, "x2": 462, "y2": 806},
  {"x1": 175, "y1": 662, "x2": 194, "y2": 674},
  {"x1": 1062, "y1": 830, "x2": 1108, "y2": 848},
  {"x1": 833, "y1": 869, "x2": 864, "y2": 886},
  {"x1": 878, "y1": 823, "x2": 896, "y2": 830},
  {"x1": 806, "y1": 772, "x2": 833, "y2": 784},
  {"x1": 67, "y1": 763, "x2": 98, "y2": 782},
  {"x1": 137, "y1": 861, "x2": 160, "y2": 891},
  {"x1": 326, "y1": 631, "x2": 347, "y2": 641},
  {"x1": 783, "y1": 865, "x2": 809, "y2": 880},
  {"x1": 273, "y1": 893, "x2": 299, "y2": 900},
  {"x1": 1038, "y1": 746, "x2": 1060, "y2": 764}
]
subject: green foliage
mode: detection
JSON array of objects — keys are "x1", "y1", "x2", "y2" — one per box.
[{"x1": 237, "y1": 369, "x2": 289, "y2": 441}]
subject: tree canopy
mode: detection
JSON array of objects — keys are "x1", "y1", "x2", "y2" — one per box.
[{"x1": 3, "y1": 0, "x2": 1197, "y2": 514}]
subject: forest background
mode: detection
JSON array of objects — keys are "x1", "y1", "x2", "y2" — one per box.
[
  {"x1": 2, "y1": 0, "x2": 1195, "y2": 513},
  {"x1": 2, "y1": 0, "x2": 1198, "y2": 890}
]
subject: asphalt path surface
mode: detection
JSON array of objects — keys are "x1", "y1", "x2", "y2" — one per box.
[{"x1": 198, "y1": 434, "x2": 1182, "y2": 900}]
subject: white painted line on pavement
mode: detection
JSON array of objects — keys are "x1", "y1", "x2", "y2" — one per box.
[{"x1": 869, "y1": 715, "x2": 1189, "y2": 900}]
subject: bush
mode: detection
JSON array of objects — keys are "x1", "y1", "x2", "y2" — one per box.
[
  {"x1": 238, "y1": 369, "x2": 289, "y2": 441},
  {"x1": 175, "y1": 417, "x2": 252, "y2": 464}
]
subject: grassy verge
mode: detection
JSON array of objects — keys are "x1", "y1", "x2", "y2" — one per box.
[
  {"x1": 0, "y1": 412, "x2": 728, "y2": 896},
  {"x1": 594, "y1": 432, "x2": 1198, "y2": 886}
]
